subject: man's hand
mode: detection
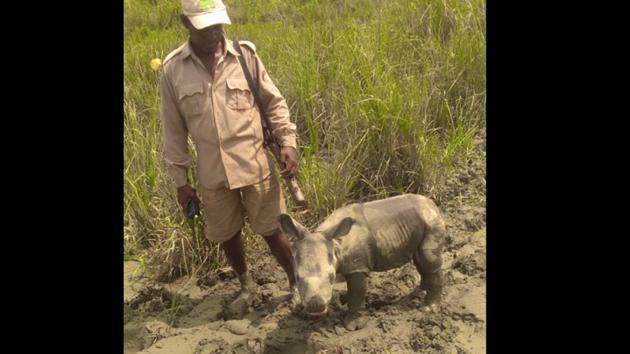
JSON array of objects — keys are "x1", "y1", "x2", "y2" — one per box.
[
  {"x1": 279, "y1": 146, "x2": 298, "y2": 178},
  {"x1": 177, "y1": 184, "x2": 200, "y2": 211}
]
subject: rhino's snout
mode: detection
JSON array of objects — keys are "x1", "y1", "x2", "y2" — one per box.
[{"x1": 305, "y1": 295, "x2": 327, "y2": 315}]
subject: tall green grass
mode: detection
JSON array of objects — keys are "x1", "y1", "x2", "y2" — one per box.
[{"x1": 124, "y1": 0, "x2": 486, "y2": 280}]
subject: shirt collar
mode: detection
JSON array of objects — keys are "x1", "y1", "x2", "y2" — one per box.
[
  {"x1": 225, "y1": 38, "x2": 240, "y2": 57},
  {"x1": 182, "y1": 36, "x2": 236, "y2": 61}
]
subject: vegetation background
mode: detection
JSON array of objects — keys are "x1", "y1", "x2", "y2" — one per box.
[{"x1": 124, "y1": 0, "x2": 485, "y2": 281}]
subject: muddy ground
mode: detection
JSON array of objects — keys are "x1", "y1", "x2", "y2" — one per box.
[{"x1": 124, "y1": 134, "x2": 486, "y2": 354}]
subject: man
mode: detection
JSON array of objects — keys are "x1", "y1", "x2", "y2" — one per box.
[{"x1": 159, "y1": 0, "x2": 299, "y2": 317}]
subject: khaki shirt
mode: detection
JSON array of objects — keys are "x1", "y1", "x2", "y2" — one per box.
[{"x1": 159, "y1": 38, "x2": 297, "y2": 190}]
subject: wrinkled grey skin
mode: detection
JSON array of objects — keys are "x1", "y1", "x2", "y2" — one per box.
[{"x1": 278, "y1": 194, "x2": 445, "y2": 329}]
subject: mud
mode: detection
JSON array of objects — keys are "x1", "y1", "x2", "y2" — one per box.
[{"x1": 124, "y1": 133, "x2": 486, "y2": 353}]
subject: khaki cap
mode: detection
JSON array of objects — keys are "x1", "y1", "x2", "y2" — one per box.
[{"x1": 182, "y1": 0, "x2": 231, "y2": 29}]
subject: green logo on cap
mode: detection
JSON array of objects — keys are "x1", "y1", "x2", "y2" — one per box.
[{"x1": 199, "y1": 0, "x2": 214, "y2": 10}]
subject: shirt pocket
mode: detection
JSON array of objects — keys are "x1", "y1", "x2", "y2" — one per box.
[
  {"x1": 177, "y1": 82, "x2": 205, "y2": 118},
  {"x1": 226, "y1": 78, "x2": 255, "y2": 111}
]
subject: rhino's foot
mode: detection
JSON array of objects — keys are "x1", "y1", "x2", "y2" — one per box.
[
  {"x1": 421, "y1": 285, "x2": 443, "y2": 312},
  {"x1": 421, "y1": 302, "x2": 440, "y2": 313},
  {"x1": 344, "y1": 310, "x2": 368, "y2": 331},
  {"x1": 421, "y1": 268, "x2": 443, "y2": 304}
]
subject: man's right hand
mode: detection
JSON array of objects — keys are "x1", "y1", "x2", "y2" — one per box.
[{"x1": 177, "y1": 184, "x2": 200, "y2": 211}]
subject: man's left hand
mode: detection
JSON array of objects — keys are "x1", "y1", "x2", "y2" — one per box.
[{"x1": 280, "y1": 146, "x2": 298, "y2": 178}]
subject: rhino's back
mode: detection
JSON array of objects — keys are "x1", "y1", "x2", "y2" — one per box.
[
  {"x1": 360, "y1": 194, "x2": 428, "y2": 270},
  {"x1": 329, "y1": 194, "x2": 443, "y2": 274}
]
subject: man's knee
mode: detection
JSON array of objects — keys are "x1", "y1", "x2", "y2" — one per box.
[
  {"x1": 220, "y1": 230, "x2": 243, "y2": 247},
  {"x1": 261, "y1": 228, "x2": 282, "y2": 240}
]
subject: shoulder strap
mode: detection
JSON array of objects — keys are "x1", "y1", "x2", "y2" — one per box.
[
  {"x1": 234, "y1": 41, "x2": 266, "y2": 116},
  {"x1": 233, "y1": 40, "x2": 273, "y2": 145}
]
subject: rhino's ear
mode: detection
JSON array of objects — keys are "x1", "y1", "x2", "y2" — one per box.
[
  {"x1": 325, "y1": 217, "x2": 354, "y2": 240},
  {"x1": 278, "y1": 214, "x2": 307, "y2": 240}
]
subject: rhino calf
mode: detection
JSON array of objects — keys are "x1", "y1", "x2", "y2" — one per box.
[{"x1": 278, "y1": 194, "x2": 445, "y2": 329}]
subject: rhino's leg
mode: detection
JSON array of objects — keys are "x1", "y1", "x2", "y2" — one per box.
[
  {"x1": 416, "y1": 248, "x2": 443, "y2": 306},
  {"x1": 412, "y1": 251, "x2": 430, "y2": 291},
  {"x1": 415, "y1": 226, "x2": 445, "y2": 307},
  {"x1": 345, "y1": 272, "x2": 367, "y2": 311},
  {"x1": 343, "y1": 272, "x2": 368, "y2": 331}
]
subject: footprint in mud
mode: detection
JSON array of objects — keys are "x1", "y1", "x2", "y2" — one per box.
[
  {"x1": 409, "y1": 315, "x2": 460, "y2": 353},
  {"x1": 126, "y1": 285, "x2": 197, "y2": 321},
  {"x1": 260, "y1": 311, "x2": 342, "y2": 354},
  {"x1": 452, "y1": 251, "x2": 486, "y2": 277},
  {"x1": 176, "y1": 295, "x2": 224, "y2": 327},
  {"x1": 225, "y1": 319, "x2": 251, "y2": 335},
  {"x1": 194, "y1": 338, "x2": 233, "y2": 354}
]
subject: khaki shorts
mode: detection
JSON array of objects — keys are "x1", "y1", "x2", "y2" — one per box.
[{"x1": 198, "y1": 174, "x2": 287, "y2": 243}]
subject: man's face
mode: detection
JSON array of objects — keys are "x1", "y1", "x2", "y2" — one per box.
[{"x1": 181, "y1": 15, "x2": 224, "y2": 56}]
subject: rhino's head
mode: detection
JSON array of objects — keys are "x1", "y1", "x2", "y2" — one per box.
[{"x1": 278, "y1": 214, "x2": 354, "y2": 317}]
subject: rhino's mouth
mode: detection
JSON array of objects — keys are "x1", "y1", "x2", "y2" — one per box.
[{"x1": 304, "y1": 308, "x2": 328, "y2": 317}]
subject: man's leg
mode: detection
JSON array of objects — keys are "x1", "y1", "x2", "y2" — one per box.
[
  {"x1": 197, "y1": 184, "x2": 256, "y2": 318},
  {"x1": 242, "y1": 173, "x2": 296, "y2": 286},
  {"x1": 241, "y1": 174, "x2": 300, "y2": 307},
  {"x1": 198, "y1": 185, "x2": 246, "y2": 274},
  {"x1": 263, "y1": 230, "x2": 300, "y2": 309},
  {"x1": 222, "y1": 230, "x2": 258, "y2": 318},
  {"x1": 262, "y1": 229, "x2": 296, "y2": 287},
  {"x1": 221, "y1": 229, "x2": 247, "y2": 275}
]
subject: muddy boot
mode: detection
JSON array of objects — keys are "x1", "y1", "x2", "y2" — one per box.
[
  {"x1": 227, "y1": 272, "x2": 258, "y2": 319},
  {"x1": 422, "y1": 269, "x2": 444, "y2": 312}
]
